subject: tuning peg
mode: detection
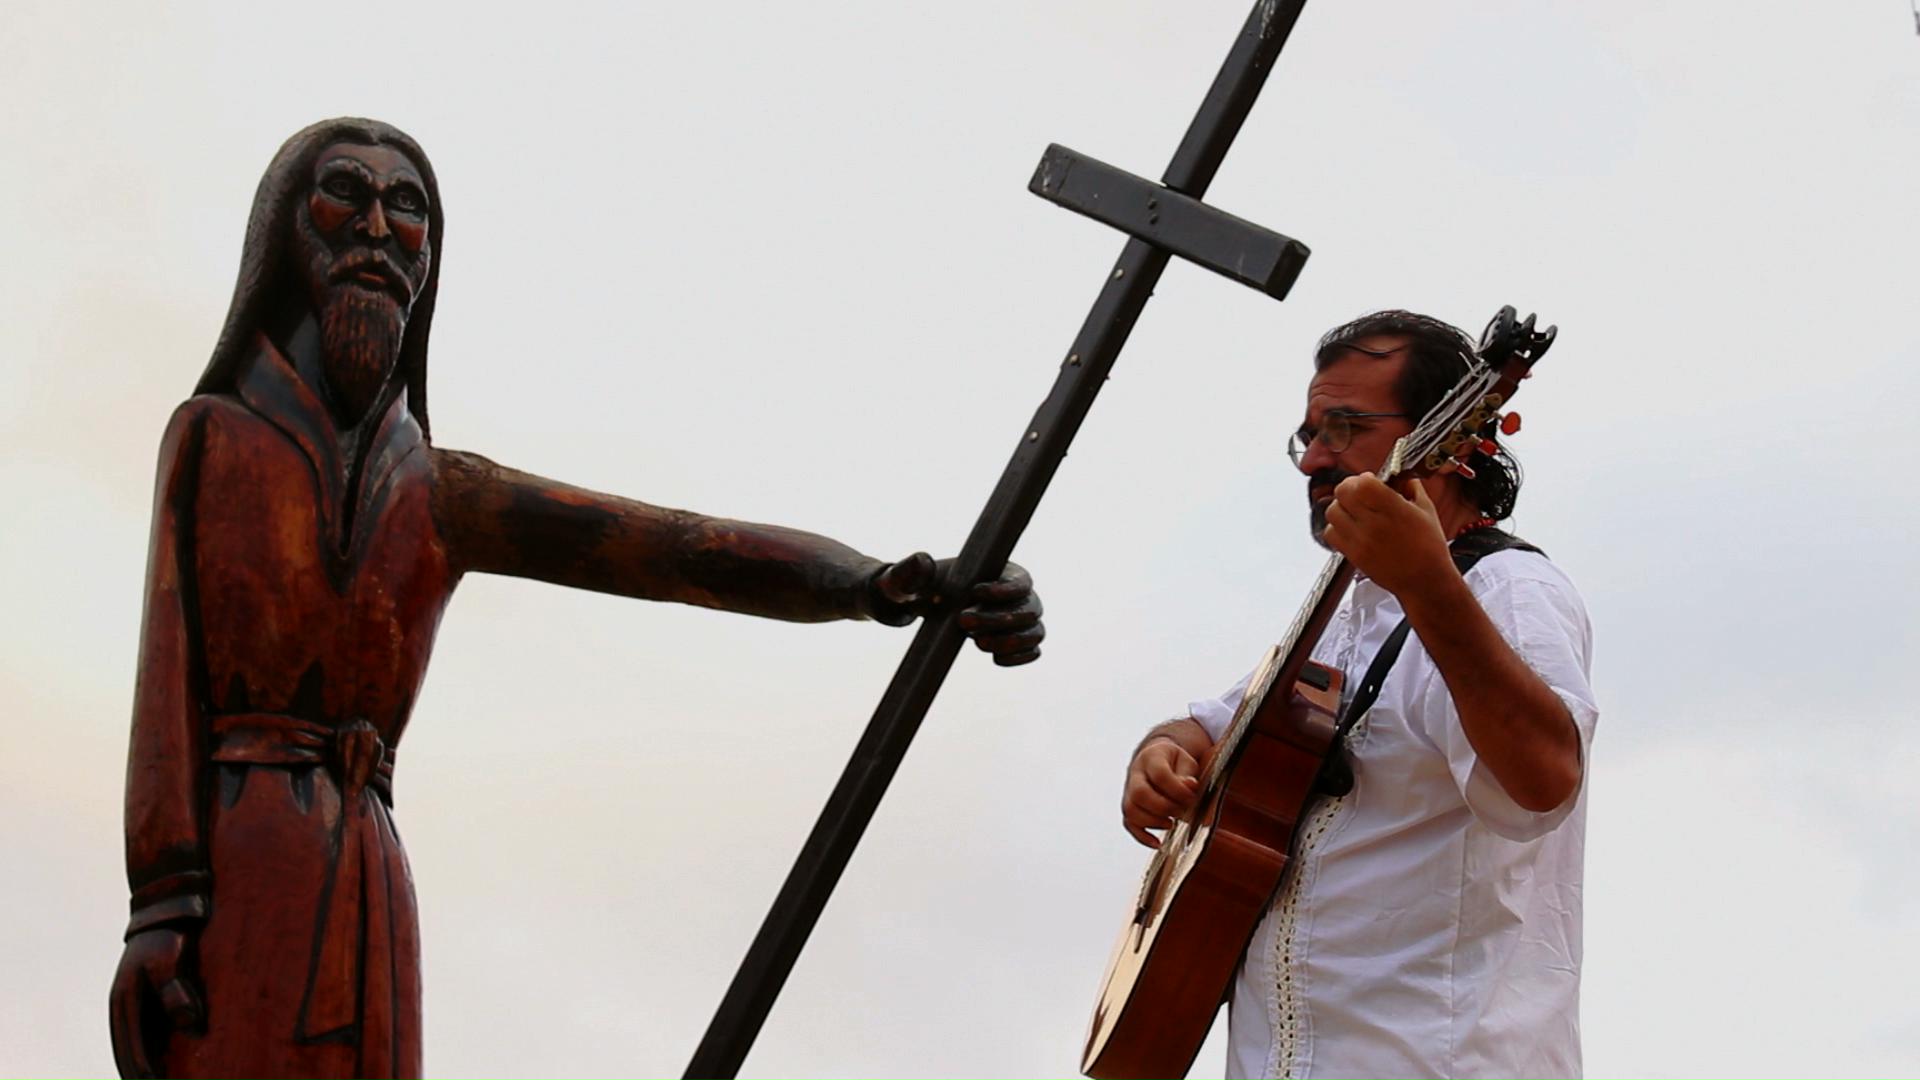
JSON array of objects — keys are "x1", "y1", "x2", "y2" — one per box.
[
  {"x1": 1500, "y1": 412, "x2": 1522, "y2": 435},
  {"x1": 1454, "y1": 461, "x2": 1478, "y2": 480},
  {"x1": 1478, "y1": 438, "x2": 1500, "y2": 455}
]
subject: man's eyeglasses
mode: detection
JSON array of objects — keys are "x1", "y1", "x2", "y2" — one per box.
[{"x1": 1287, "y1": 410, "x2": 1411, "y2": 467}]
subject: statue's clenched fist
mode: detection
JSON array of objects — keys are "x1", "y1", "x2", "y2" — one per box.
[{"x1": 872, "y1": 553, "x2": 1045, "y2": 666}]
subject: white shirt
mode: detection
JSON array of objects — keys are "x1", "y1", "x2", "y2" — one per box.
[{"x1": 1188, "y1": 549, "x2": 1598, "y2": 1080}]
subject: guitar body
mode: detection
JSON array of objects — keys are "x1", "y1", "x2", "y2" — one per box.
[{"x1": 1082, "y1": 656, "x2": 1345, "y2": 1080}]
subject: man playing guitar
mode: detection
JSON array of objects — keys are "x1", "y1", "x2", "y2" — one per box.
[{"x1": 1120, "y1": 310, "x2": 1598, "y2": 1078}]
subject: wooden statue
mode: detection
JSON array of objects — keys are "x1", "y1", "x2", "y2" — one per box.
[{"x1": 106, "y1": 118, "x2": 1044, "y2": 1080}]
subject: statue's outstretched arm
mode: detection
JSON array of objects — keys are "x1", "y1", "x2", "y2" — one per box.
[{"x1": 428, "y1": 447, "x2": 895, "y2": 623}]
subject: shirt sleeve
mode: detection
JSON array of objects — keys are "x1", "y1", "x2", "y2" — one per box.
[
  {"x1": 1409, "y1": 555, "x2": 1600, "y2": 842},
  {"x1": 1187, "y1": 670, "x2": 1255, "y2": 743}
]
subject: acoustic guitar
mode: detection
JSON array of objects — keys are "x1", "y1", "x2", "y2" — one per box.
[{"x1": 1081, "y1": 306, "x2": 1558, "y2": 1079}]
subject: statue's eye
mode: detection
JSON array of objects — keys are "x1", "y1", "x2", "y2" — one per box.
[
  {"x1": 321, "y1": 175, "x2": 362, "y2": 201},
  {"x1": 387, "y1": 186, "x2": 425, "y2": 215}
]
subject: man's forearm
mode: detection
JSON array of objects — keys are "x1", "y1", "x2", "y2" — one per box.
[
  {"x1": 1397, "y1": 571, "x2": 1581, "y2": 812},
  {"x1": 1138, "y1": 717, "x2": 1213, "y2": 760}
]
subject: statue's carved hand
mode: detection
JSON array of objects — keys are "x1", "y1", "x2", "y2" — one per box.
[
  {"x1": 110, "y1": 927, "x2": 204, "y2": 1079},
  {"x1": 874, "y1": 553, "x2": 1045, "y2": 666}
]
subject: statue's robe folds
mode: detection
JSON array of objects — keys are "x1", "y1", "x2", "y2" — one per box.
[
  {"x1": 126, "y1": 335, "x2": 889, "y2": 1078},
  {"x1": 128, "y1": 338, "x2": 449, "y2": 1078}
]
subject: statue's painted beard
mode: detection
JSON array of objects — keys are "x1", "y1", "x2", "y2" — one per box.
[
  {"x1": 293, "y1": 200, "x2": 425, "y2": 431},
  {"x1": 319, "y1": 284, "x2": 404, "y2": 426}
]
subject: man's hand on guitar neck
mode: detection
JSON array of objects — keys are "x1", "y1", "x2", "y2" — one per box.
[
  {"x1": 1324, "y1": 473, "x2": 1582, "y2": 814},
  {"x1": 1122, "y1": 718, "x2": 1212, "y2": 848},
  {"x1": 1321, "y1": 472, "x2": 1459, "y2": 598}
]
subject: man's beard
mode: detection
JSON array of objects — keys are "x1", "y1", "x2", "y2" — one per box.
[
  {"x1": 319, "y1": 285, "x2": 405, "y2": 426},
  {"x1": 1306, "y1": 468, "x2": 1352, "y2": 550}
]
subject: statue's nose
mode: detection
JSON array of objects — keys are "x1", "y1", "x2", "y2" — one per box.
[{"x1": 360, "y1": 199, "x2": 391, "y2": 241}]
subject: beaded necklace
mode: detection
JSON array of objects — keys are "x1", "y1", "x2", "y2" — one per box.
[{"x1": 1452, "y1": 516, "x2": 1499, "y2": 540}]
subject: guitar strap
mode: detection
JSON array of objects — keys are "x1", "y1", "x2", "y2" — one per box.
[{"x1": 1311, "y1": 527, "x2": 1543, "y2": 798}]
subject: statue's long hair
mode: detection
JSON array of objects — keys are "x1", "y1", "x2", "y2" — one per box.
[{"x1": 195, "y1": 118, "x2": 445, "y2": 439}]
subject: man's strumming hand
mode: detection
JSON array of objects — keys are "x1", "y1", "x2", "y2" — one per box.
[{"x1": 1122, "y1": 719, "x2": 1211, "y2": 848}]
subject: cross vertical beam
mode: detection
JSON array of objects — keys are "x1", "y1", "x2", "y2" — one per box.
[{"x1": 683, "y1": 3, "x2": 1313, "y2": 1076}]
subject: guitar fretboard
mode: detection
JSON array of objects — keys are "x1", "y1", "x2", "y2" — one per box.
[{"x1": 1201, "y1": 549, "x2": 1349, "y2": 793}]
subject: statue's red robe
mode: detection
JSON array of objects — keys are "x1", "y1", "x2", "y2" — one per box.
[{"x1": 125, "y1": 335, "x2": 889, "y2": 1077}]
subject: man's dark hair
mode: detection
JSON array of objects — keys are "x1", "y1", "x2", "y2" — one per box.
[{"x1": 1314, "y1": 309, "x2": 1522, "y2": 521}]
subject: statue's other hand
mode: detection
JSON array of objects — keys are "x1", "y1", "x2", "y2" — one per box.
[
  {"x1": 872, "y1": 554, "x2": 1045, "y2": 666},
  {"x1": 110, "y1": 927, "x2": 203, "y2": 1079}
]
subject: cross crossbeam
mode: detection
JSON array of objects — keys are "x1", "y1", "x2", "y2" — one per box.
[
  {"x1": 682, "y1": 4, "x2": 1315, "y2": 1076},
  {"x1": 1030, "y1": 144, "x2": 1310, "y2": 299}
]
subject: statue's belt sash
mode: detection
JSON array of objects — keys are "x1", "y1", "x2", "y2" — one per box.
[
  {"x1": 209, "y1": 713, "x2": 395, "y2": 801},
  {"x1": 210, "y1": 712, "x2": 397, "y2": 1043}
]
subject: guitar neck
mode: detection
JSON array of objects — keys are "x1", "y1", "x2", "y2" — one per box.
[{"x1": 1204, "y1": 551, "x2": 1357, "y2": 789}]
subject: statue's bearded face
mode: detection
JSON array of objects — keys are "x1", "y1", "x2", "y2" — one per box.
[{"x1": 292, "y1": 141, "x2": 433, "y2": 426}]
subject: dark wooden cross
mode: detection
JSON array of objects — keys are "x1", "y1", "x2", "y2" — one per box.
[{"x1": 684, "y1": 3, "x2": 1315, "y2": 1074}]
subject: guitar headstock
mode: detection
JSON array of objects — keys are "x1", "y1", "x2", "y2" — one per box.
[
  {"x1": 1400, "y1": 305, "x2": 1557, "y2": 479},
  {"x1": 1477, "y1": 305, "x2": 1557, "y2": 388}
]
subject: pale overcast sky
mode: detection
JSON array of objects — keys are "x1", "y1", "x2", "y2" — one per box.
[{"x1": 2, "y1": 2, "x2": 1916, "y2": 1077}]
